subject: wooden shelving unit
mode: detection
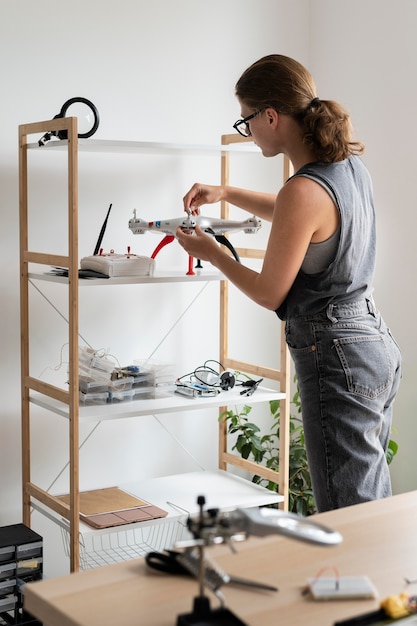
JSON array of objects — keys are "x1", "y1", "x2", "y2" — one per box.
[{"x1": 19, "y1": 117, "x2": 290, "y2": 572}]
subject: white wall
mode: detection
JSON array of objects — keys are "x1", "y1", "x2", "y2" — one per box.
[
  {"x1": 0, "y1": 0, "x2": 310, "y2": 576},
  {"x1": 307, "y1": 0, "x2": 417, "y2": 495},
  {"x1": 1, "y1": 0, "x2": 416, "y2": 578}
]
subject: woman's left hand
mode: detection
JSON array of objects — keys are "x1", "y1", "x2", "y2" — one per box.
[{"x1": 176, "y1": 224, "x2": 219, "y2": 263}]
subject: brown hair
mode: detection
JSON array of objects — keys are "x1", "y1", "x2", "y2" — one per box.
[{"x1": 235, "y1": 54, "x2": 364, "y2": 162}]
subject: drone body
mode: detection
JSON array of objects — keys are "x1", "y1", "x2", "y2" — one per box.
[
  {"x1": 128, "y1": 211, "x2": 261, "y2": 236},
  {"x1": 128, "y1": 211, "x2": 262, "y2": 274}
]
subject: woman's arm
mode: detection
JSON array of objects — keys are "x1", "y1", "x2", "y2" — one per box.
[
  {"x1": 177, "y1": 176, "x2": 338, "y2": 311},
  {"x1": 183, "y1": 183, "x2": 276, "y2": 221}
]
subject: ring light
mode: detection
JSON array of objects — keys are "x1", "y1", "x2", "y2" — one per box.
[{"x1": 38, "y1": 97, "x2": 99, "y2": 146}]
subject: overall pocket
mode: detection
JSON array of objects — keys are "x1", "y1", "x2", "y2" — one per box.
[{"x1": 333, "y1": 334, "x2": 392, "y2": 399}]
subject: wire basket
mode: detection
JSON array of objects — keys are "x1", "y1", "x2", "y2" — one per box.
[{"x1": 61, "y1": 517, "x2": 189, "y2": 570}]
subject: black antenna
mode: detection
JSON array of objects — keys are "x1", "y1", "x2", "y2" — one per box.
[{"x1": 93, "y1": 203, "x2": 112, "y2": 255}]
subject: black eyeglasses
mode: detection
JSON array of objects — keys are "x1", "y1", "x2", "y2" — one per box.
[{"x1": 233, "y1": 110, "x2": 263, "y2": 137}]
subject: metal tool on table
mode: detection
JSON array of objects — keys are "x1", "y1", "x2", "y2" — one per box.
[
  {"x1": 146, "y1": 495, "x2": 343, "y2": 625},
  {"x1": 146, "y1": 546, "x2": 277, "y2": 606},
  {"x1": 178, "y1": 500, "x2": 343, "y2": 549}
]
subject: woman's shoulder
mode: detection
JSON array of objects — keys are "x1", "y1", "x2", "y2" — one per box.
[{"x1": 292, "y1": 156, "x2": 370, "y2": 188}]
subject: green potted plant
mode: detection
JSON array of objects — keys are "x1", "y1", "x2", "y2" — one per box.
[{"x1": 220, "y1": 378, "x2": 398, "y2": 516}]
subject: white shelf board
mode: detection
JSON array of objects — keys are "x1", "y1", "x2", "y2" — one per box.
[
  {"x1": 29, "y1": 387, "x2": 285, "y2": 422},
  {"x1": 39, "y1": 470, "x2": 283, "y2": 538},
  {"x1": 27, "y1": 138, "x2": 261, "y2": 155},
  {"x1": 119, "y1": 469, "x2": 284, "y2": 518},
  {"x1": 28, "y1": 267, "x2": 224, "y2": 285}
]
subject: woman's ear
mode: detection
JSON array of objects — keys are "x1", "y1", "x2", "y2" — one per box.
[{"x1": 265, "y1": 107, "x2": 279, "y2": 127}]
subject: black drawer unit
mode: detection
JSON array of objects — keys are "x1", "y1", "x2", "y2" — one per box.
[{"x1": 0, "y1": 524, "x2": 42, "y2": 625}]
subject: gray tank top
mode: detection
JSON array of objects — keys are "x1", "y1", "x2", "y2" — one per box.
[
  {"x1": 301, "y1": 227, "x2": 340, "y2": 274},
  {"x1": 276, "y1": 156, "x2": 376, "y2": 320}
]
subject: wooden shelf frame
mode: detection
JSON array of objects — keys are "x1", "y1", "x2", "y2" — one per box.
[
  {"x1": 19, "y1": 117, "x2": 81, "y2": 571},
  {"x1": 19, "y1": 119, "x2": 290, "y2": 573},
  {"x1": 218, "y1": 134, "x2": 291, "y2": 507}
]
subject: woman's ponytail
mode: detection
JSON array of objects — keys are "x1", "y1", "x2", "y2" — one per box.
[{"x1": 236, "y1": 55, "x2": 364, "y2": 163}]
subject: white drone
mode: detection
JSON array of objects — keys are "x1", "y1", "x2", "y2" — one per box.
[{"x1": 128, "y1": 210, "x2": 261, "y2": 273}]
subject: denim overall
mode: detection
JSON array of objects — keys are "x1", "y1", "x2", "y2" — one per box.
[{"x1": 277, "y1": 157, "x2": 402, "y2": 512}]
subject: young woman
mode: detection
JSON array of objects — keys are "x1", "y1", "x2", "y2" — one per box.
[{"x1": 176, "y1": 54, "x2": 402, "y2": 512}]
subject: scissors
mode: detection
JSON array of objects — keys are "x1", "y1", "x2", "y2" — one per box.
[
  {"x1": 145, "y1": 549, "x2": 278, "y2": 593},
  {"x1": 145, "y1": 550, "x2": 190, "y2": 576}
]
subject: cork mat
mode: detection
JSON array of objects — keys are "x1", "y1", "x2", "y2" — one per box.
[{"x1": 58, "y1": 487, "x2": 168, "y2": 529}]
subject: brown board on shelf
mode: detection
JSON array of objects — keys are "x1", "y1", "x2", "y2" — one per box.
[{"x1": 57, "y1": 487, "x2": 168, "y2": 529}]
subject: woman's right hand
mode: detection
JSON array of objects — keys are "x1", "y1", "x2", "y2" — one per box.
[{"x1": 183, "y1": 183, "x2": 223, "y2": 215}]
